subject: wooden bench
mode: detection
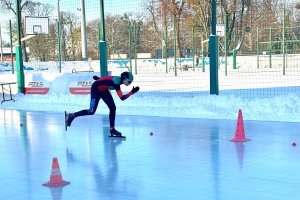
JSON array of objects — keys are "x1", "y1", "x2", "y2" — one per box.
[{"x1": 0, "y1": 82, "x2": 16, "y2": 104}]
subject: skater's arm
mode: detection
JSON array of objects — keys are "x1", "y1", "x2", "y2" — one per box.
[
  {"x1": 116, "y1": 90, "x2": 133, "y2": 101},
  {"x1": 116, "y1": 86, "x2": 139, "y2": 101}
]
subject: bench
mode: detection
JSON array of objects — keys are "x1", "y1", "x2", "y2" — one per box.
[
  {"x1": 0, "y1": 82, "x2": 16, "y2": 104},
  {"x1": 182, "y1": 64, "x2": 192, "y2": 71}
]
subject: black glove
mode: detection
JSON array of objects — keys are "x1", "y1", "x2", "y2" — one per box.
[
  {"x1": 93, "y1": 75, "x2": 100, "y2": 80},
  {"x1": 131, "y1": 86, "x2": 140, "y2": 94}
]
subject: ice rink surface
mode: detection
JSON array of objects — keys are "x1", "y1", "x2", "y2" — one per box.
[{"x1": 1, "y1": 109, "x2": 300, "y2": 200}]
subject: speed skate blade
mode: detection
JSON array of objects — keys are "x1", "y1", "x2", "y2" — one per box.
[{"x1": 109, "y1": 135, "x2": 126, "y2": 140}]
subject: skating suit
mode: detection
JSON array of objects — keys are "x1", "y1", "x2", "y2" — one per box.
[{"x1": 74, "y1": 76, "x2": 133, "y2": 128}]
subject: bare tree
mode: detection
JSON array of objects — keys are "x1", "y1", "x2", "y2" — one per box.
[
  {"x1": 220, "y1": 0, "x2": 251, "y2": 50},
  {"x1": 142, "y1": 0, "x2": 166, "y2": 57},
  {"x1": 86, "y1": 19, "x2": 99, "y2": 60},
  {"x1": 296, "y1": 3, "x2": 300, "y2": 10},
  {"x1": 143, "y1": 0, "x2": 187, "y2": 57},
  {"x1": 185, "y1": 0, "x2": 211, "y2": 52},
  {"x1": 144, "y1": 0, "x2": 162, "y2": 40},
  {"x1": 25, "y1": 2, "x2": 54, "y2": 16},
  {"x1": 186, "y1": 0, "x2": 210, "y2": 38},
  {"x1": 168, "y1": 0, "x2": 186, "y2": 57},
  {"x1": 27, "y1": 23, "x2": 57, "y2": 61},
  {"x1": 138, "y1": 17, "x2": 162, "y2": 56},
  {"x1": 60, "y1": 11, "x2": 81, "y2": 61}
]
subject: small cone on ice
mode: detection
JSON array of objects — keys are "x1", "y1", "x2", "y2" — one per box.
[
  {"x1": 230, "y1": 109, "x2": 250, "y2": 142},
  {"x1": 43, "y1": 157, "x2": 70, "y2": 187}
]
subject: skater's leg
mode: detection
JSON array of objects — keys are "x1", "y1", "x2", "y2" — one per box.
[
  {"x1": 66, "y1": 87, "x2": 101, "y2": 126},
  {"x1": 101, "y1": 91, "x2": 116, "y2": 129},
  {"x1": 101, "y1": 91, "x2": 124, "y2": 138},
  {"x1": 74, "y1": 96, "x2": 100, "y2": 117}
]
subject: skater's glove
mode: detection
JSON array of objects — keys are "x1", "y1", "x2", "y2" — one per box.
[
  {"x1": 131, "y1": 86, "x2": 140, "y2": 94},
  {"x1": 93, "y1": 75, "x2": 100, "y2": 80}
]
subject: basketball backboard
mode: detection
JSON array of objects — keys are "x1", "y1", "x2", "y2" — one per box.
[{"x1": 25, "y1": 16, "x2": 49, "y2": 35}]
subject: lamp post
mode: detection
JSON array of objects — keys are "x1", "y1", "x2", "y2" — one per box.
[
  {"x1": 80, "y1": 0, "x2": 88, "y2": 61},
  {"x1": 99, "y1": 0, "x2": 108, "y2": 77}
]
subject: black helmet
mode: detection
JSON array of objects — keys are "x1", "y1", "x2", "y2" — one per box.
[{"x1": 121, "y1": 71, "x2": 134, "y2": 82}]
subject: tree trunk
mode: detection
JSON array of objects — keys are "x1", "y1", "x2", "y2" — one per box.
[{"x1": 176, "y1": 17, "x2": 181, "y2": 57}]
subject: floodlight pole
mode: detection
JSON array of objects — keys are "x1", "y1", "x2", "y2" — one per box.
[
  {"x1": 80, "y1": 0, "x2": 88, "y2": 61},
  {"x1": 15, "y1": 0, "x2": 25, "y2": 93},
  {"x1": 99, "y1": 0, "x2": 108, "y2": 77}
]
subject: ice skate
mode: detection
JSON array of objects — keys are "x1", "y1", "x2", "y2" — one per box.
[
  {"x1": 109, "y1": 128, "x2": 126, "y2": 139},
  {"x1": 65, "y1": 111, "x2": 74, "y2": 131}
]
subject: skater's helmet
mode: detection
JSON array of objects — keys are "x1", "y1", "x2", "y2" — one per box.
[{"x1": 121, "y1": 71, "x2": 134, "y2": 83}]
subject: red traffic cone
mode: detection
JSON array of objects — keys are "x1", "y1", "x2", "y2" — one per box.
[
  {"x1": 43, "y1": 157, "x2": 70, "y2": 187},
  {"x1": 230, "y1": 109, "x2": 250, "y2": 142}
]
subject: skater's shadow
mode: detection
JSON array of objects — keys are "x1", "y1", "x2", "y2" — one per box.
[{"x1": 65, "y1": 126, "x2": 131, "y2": 199}]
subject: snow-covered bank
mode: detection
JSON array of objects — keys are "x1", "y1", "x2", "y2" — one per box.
[{"x1": 1, "y1": 91, "x2": 299, "y2": 122}]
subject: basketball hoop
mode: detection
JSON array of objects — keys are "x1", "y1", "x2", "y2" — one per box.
[{"x1": 33, "y1": 25, "x2": 42, "y2": 35}]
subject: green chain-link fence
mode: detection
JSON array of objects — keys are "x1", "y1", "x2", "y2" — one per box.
[{"x1": 0, "y1": 0, "x2": 299, "y2": 97}]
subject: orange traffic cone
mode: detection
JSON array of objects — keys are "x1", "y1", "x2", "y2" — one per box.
[
  {"x1": 230, "y1": 109, "x2": 250, "y2": 142},
  {"x1": 43, "y1": 157, "x2": 70, "y2": 187}
]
